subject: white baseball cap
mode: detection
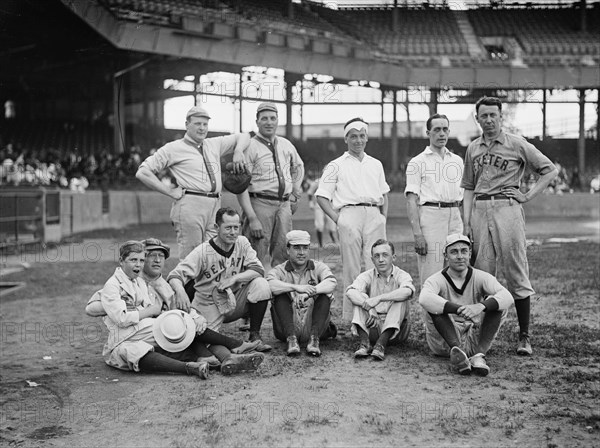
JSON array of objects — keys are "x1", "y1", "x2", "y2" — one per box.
[{"x1": 444, "y1": 234, "x2": 471, "y2": 252}]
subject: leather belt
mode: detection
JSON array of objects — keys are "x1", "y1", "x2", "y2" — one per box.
[
  {"x1": 345, "y1": 203, "x2": 379, "y2": 208},
  {"x1": 422, "y1": 201, "x2": 462, "y2": 208},
  {"x1": 476, "y1": 194, "x2": 509, "y2": 201},
  {"x1": 184, "y1": 189, "x2": 220, "y2": 198},
  {"x1": 250, "y1": 192, "x2": 290, "y2": 202}
]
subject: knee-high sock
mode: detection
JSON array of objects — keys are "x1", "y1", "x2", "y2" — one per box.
[
  {"x1": 475, "y1": 310, "x2": 503, "y2": 354},
  {"x1": 249, "y1": 300, "x2": 269, "y2": 334},
  {"x1": 316, "y1": 230, "x2": 323, "y2": 247},
  {"x1": 311, "y1": 295, "x2": 331, "y2": 337},
  {"x1": 273, "y1": 295, "x2": 295, "y2": 337},
  {"x1": 356, "y1": 327, "x2": 370, "y2": 346},
  {"x1": 196, "y1": 328, "x2": 242, "y2": 350},
  {"x1": 429, "y1": 313, "x2": 461, "y2": 349},
  {"x1": 207, "y1": 344, "x2": 232, "y2": 362},
  {"x1": 375, "y1": 328, "x2": 394, "y2": 347},
  {"x1": 138, "y1": 351, "x2": 188, "y2": 374},
  {"x1": 514, "y1": 297, "x2": 530, "y2": 337},
  {"x1": 188, "y1": 339, "x2": 213, "y2": 358}
]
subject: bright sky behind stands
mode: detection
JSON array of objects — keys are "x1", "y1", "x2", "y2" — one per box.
[{"x1": 164, "y1": 0, "x2": 598, "y2": 140}]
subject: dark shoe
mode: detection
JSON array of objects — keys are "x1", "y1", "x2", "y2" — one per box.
[
  {"x1": 248, "y1": 331, "x2": 272, "y2": 352},
  {"x1": 328, "y1": 321, "x2": 338, "y2": 340},
  {"x1": 196, "y1": 355, "x2": 220, "y2": 370},
  {"x1": 469, "y1": 353, "x2": 490, "y2": 376},
  {"x1": 354, "y1": 344, "x2": 372, "y2": 358},
  {"x1": 516, "y1": 335, "x2": 532, "y2": 356},
  {"x1": 371, "y1": 343, "x2": 385, "y2": 361},
  {"x1": 450, "y1": 346, "x2": 471, "y2": 375},
  {"x1": 220, "y1": 353, "x2": 265, "y2": 375},
  {"x1": 231, "y1": 340, "x2": 261, "y2": 354},
  {"x1": 186, "y1": 361, "x2": 210, "y2": 379},
  {"x1": 287, "y1": 336, "x2": 300, "y2": 356},
  {"x1": 306, "y1": 336, "x2": 321, "y2": 357}
]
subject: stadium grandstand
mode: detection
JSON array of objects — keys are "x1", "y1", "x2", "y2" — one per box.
[{"x1": 1, "y1": 0, "x2": 598, "y2": 193}]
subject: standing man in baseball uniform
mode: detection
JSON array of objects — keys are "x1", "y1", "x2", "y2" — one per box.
[
  {"x1": 267, "y1": 230, "x2": 338, "y2": 357},
  {"x1": 405, "y1": 114, "x2": 463, "y2": 287},
  {"x1": 462, "y1": 96, "x2": 558, "y2": 356},
  {"x1": 346, "y1": 239, "x2": 414, "y2": 360},
  {"x1": 419, "y1": 234, "x2": 513, "y2": 375},
  {"x1": 316, "y1": 117, "x2": 389, "y2": 321},
  {"x1": 236, "y1": 102, "x2": 305, "y2": 269},
  {"x1": 167, "y1": 207, "x2": 273, "y2": 352},
  {"x1": 136, "y1": 106, "x2": 249, "y2": 260}
]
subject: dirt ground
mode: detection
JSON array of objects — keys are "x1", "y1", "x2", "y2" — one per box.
[{"x1": 0, "y1": 217, "x2": 598, "y2": 447}]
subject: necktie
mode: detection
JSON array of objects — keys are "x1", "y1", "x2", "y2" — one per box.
[
  {"x1": 256, "y1": 136, "x2": 285, "y2": 198},
  {"x1": 199, "y1": 143, "x2": 217, "y2": 192}
]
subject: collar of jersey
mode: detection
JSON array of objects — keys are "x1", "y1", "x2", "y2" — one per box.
[
  {"x1": 209, "y1": 238, "x2": 235, "y2": 258},
  {"x1": 284, "y1": 260, "x2": 315, "y2": 272},
  {"x1": 441, "y1": 266, "x2": 473, "y2": 295}
]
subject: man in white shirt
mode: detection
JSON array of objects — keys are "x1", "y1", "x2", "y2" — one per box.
[
  {"x1": 316, "y1": 118, "x2": 389, "y2": 320},
  {"x1": 405, "y1": 114, "x2": 464, "y2": 287}
]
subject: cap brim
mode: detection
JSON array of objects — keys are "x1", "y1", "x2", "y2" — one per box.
[{"x1": 152, "y1": 311, "x2": 196, "y2": 352}]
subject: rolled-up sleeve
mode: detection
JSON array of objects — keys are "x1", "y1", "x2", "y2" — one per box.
[
  {"x1": 241, "y1": 238, "x2": 265, "y2": 276},
  {"x1": 404, "y1": 157, "x2": 422, "y2": 197},
  {"x1": 460, "y1": 144, "x2": 476, "y2": 190},
  {"x1": 315, "y1": 162, "x2": 337, "y2": 200},
  {"x1": 394, "y1": 269, "x2": 415, "y2": 297},
  {"x1": 522, "y1": 141, "x2": 556, "y2": 176}
]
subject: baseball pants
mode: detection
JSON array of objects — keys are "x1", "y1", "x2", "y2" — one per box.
[
  {"x1": 195, "y1": 277, "x2": 271, "y2": 331},
  {"x1": 170, "y1": 194, "x2": 220, "y2": 259},
  {"x1": 417, "y1": 206, "x2": 463, "y2": 287},
  {"x1": 337, "y1": 206, "x2": 386, "y2": 320},
  {"x1": 243, "y1": 196, "x2": 292, "y2": 269},
  {"x1": 471, "y1": 199, "x2": 535, "y2": 300},
  {"x1": 425, "y1": 310, "x2": 507, "y2": 357},
  {"x1": 271, "y1": 293, "x2": 335, "y2": 343}
]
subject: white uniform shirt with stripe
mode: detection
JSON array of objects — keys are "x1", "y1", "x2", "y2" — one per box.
[
  {"x1": 167, "y1": 236, "x2": 264, "y2": 311},
  {"x1": 139, "y1": 134, "x2": 239, "y2": 193},
  {"x1": 419, "y1": 267, "x2": 513, "y2": 325},
  {"x1": 404, "y1": 146, "x2": 464, "y2": 204},
  {"x1": 315, "y1": 152, "x2": 390, "y2": 211}
]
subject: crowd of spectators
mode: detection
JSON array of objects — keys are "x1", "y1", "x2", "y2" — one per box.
[{"x1": 0, "y1": 142, "x2": 144, "y2": 191}]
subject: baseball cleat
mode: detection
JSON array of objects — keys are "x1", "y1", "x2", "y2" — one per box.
[
  {"x1": 516, "y1": 336, "x2": 533, "y2": 356},
  {"x1": 306, "y1": 336, "x2": 321, "y2": 357},
  {"x1": 220, "y1": 353, "x2": 265, "y2": 375},
  {"x1": 248, "y1": 331, "x2": 272, "y2": 352},
  {"x1": 186, "y1": 361, "x2": 210, "y2": 380},
  {"x1": 196, "y1": 355, "x2": 221, "y2": 370},
  {"x1": 450, "y1": 346, "x2": 471, "y2": 375},
  {"x1": 286, "y1": 336, "x2": 301, "y2": 356},
  {"x1": 371, "y1": 343, "x2": 385, "y2": 361},
  {"x1": 354, "y1": 344, "x2": 372, "y2": 358},
  {"x1": 469, "y1": 353, "x2": 490, "y2": 376}
]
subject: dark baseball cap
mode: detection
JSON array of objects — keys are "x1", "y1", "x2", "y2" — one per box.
[{"x1": 143, "y1": 238, "x2": 170, "y2": 259}]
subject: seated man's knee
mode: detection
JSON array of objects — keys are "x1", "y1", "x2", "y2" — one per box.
[{"x1": 247, "y1": 277, "x2": 271, "y2": 303}]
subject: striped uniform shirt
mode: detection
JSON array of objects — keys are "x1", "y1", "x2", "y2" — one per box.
[{"x1": 167, "y1": 236, "x2": 264, "y2": 311}]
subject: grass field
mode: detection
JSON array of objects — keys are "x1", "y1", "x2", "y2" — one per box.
[{"x1": 0, "y1": 220, "x2": 598, "y2": 447}]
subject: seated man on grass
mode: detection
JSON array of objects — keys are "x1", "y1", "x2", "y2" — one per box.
[
  {"x1": 167, "y1": 207, "x2": 273, "y2": 352},
  {"x1": 267, "y1": 230, "x2": 338, "y2": 357},
  {"x1": 419, "y1": 234, "x2": 513, "y2": 376},
  {"x1": 346, "y1": 239, "x2": 414, "y2": 361}
]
